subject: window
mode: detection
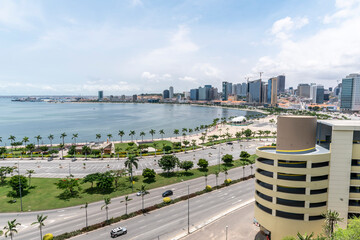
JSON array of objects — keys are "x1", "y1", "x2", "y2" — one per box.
[
  {"x1": 257, "y1": 169, "x2": 273, "y2": 178},
  {"x1": 278, "y1": 172, "x2": 306, "y2": 181},
  {"x1": 312, "y1": 162, "x2": 329, "y2": 168},
  {"x1": 350, "y1": 186, "x2": 360, "y2": 193},
  {"x1": 277, "y1": 185, "x2": 306, "y2": 194},
  {"x1": 310, "y1": 201, "x2": 327, "y2": 208},
  {"x1": 277, "y1": 197, "x2": 305, "y2": 207},
  {"x1": 256, "y1": 179, "x2": 273, "y2": 190},
  {"x1": 311, "y1": 175, "x2": 328, "y2": 181},
  {"x1": 256, "y1": 191, "x2": 272, "y2": 202},
  {"x1": 351, "y1": 160, "x2": 360, "y2": 166},
  {"x1": 257, "y1": 158, "x2": 274, "y2": 166},
  {"x1": 310, "y1": 188, "x2": 327, "y2": 195},
  {"x1": 309, "y1": 215, "x2": 325, "y2": 221},
  {"x1": 351, "y1": 173, "x2": 360, "y2": 180},
  {"x1": 349, "y1": 200, "x2": 360, "y2": 206},
  {"x1": 276, "y1": 210, "x2": 304, "y2": 220},
  {"x1": 278, "y1": 160, "x2": 306, "y2": 168},
  {"x1": 256, "y1": 201, "x2": 272, "y2": 215}
]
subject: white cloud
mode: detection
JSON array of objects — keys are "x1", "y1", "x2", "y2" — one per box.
[
  {"x1": 0, "y1": 0, "x2": 43, "y2": 30},
  {"x1": 254, "y1": 8, "x2": 360, "y2": 87},
  {"x1": 141, "y1": 72, "x2": 156, "y2": 79},
  {"x1": 193, "y1": 63, "x2": 222, "y2": 79},
  {"x1": 271, "y1": 16, "x2": 309, "y2": 40},
  {"x1": 179, "y1": 76, "x2": 197, "y2": 82},
  {"x1": 323, "y1": 0, "x2": 360, "y2": 23}
]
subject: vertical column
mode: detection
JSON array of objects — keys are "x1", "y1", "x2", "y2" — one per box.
[{"x1": 327, "y1": 130, "x2": 353, "y2": 227}]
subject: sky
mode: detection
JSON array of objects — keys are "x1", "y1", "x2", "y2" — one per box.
[{"x1": 0, "y1": 0, "x2": 360, "y2": 95}]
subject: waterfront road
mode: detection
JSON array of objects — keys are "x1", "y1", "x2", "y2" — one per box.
[
  {"x1": 0, "y1": 139, "x2": 273, "y2": 178},
  {"x1": 0, "y1": 166, "x2": 255, "y2": 240}
]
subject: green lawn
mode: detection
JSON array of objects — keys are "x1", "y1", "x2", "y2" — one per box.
[{"x1": 0, "y1": 156, "x2": 256, "y2": 212}]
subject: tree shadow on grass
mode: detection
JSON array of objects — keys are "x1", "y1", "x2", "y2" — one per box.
[
  {"x1": 159, "y1": 172, "x2": 177, "y2": 178},
  {"x1": 56, "y1": 191, "x2": 82, "y2": 201},
  {"x1": 198, "y1": 168, "x2": 209, "y2": 173},
  {"x1": 84, "y1": 187, "x2": 114, "y2": 195},
  {"x1": 7, "y1": 189, "x2": 30, "y2": 198},
  {"x1": 179, "y1": 171, "x2": 194, "y2": 177},
  {"x1": 143, "y1": 178, "x2": 156, "y2": 184}
]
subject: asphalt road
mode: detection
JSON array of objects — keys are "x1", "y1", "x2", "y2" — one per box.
[
  {"x1": 0, "y1": 165, "x2": 256, "y2": 240},
  {"x1": 0, "y1": 140, "x2": 272, "y2": 178},
  {"x1": 71, "y1": 180, "x2": 255, "y2": 240}
]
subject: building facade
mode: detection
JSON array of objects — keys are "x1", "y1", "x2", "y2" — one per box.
[
  {"x1": 190, "y1": 89, "x2": 199, "y2": 101},
  {"x1": 255, "y1": 116, "x2": 360, "y2": 239},
  {"x1": 298, "y1": 84, "x2": 311, "y2": 98},
  {"x1": 169, "y1": 86, "x2": 174, "y2": 98},
  {"x1": 277, "y1": 75, "x2": 285, "y2": 94},
  {"x1": 98, "y1": 91, "x2": 103, "y2": 101},
  {"x1": 340, "y1": 74, "x2": 360, "y2": 112},
  {"x1": 163, "y1": 89, "x2": 169, "y2": 99},
  {"x1": 247, "y1": 79, "x2": 262, "y2": 103}
]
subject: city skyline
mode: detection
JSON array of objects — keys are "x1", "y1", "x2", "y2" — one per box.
[{"x1": 0, "y1": 0, "x2": 360, "y2": 95}]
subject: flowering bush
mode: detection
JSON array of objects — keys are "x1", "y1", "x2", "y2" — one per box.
[
  {"x1": 163, "y1": 197, "x2": 171, "y2": 204},
  {"x1": 224, "y1": 179, "x2": 232, "y2": 185},
  {"x1": 205, "y1": 185, "x2": 212, "y2": 192},
  {"x1": 43, "y1": 233, "x2": 54, "y2": 240}
]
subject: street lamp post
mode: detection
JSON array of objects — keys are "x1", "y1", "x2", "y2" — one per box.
[
  {"x1": 69, "y1": 163, "x2": 71, "y2": 176},
  {"x1": 18, "y1": 160, "x2": 23, "y2": 212},
  {"x1": 225, "y1": 225, "x2": 228, "y2": 240},
  {"x1": 218, "y1": 143, "x2": 221, "y2": 172},
  {"x1": 187, "y1": 184, "x2": 190, "y2": 234}
]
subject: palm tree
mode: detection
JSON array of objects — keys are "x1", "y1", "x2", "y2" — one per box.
[
  {"x1": 191, "y1": 139, "x2": 196, "y2": 151},
  {"x1": 3, "y1": 219, "x2": 21, "y2": 240},
  {"x1": 72, "y1": 133, "x2": 78, "y2": 145},
  {"x1": 223, "y1": 167, "x2": 228, "y2": 180},
  {"x1": 118, "y1": 130, "x2": 125, "y2": 143},
  {"x1": 235, "y1": 132, "x2": 242, "y2": 142},
  {"x1": 8, "y1": 135, "x2": 16, "y2": 153},
  {"x1": 60, "y1": 132, "x2": 67, "y2": 145},
  {"x1": 264, "y1": 130, "x2": 271, "y2": 140},
  {"x1": 140, "y1": 131, "x2": 146, "y2": 142},
  {"x1": 0, "y1": 137, "x2": 2, "y2": 146},
  {"x1": 159, "y1": 129, "x2": 165, "y2": 140},
  {"x1": 80, "y1": 202, "x2": 88, "y2": 228},
  {"x1": 124, "y1": 155, "x2": 139, "y2": 192},
  {"x1": 214, "y1": 171, "x2": 219, "y2": 187},
  {"x1": 182, "y1": 128, "x2": 188, "y2": 135},
  {"x1": 22, "y1": 137, "x2": 29, "y2": 147},
  {"x1": 96, "y1": 134, "x2": 101, "y2": 142},
  {"x1": 296, "y1": 232, "x2": 314, "y2": 240},
  {"x1": 107, "y1": 134, "x2": 113, "y2": 143},
  {"x1": 129, "y1": 130, "x2": 136, "y2": 142},
  {"x1": 173, "y1": 129, "x2": 179, "y2": 139},
  {"x1": 188, "y1": 128, "x2": 193, "y2": 134},
  {"x1": 137, "y1": 184, "x2": 149, "y2": 212},
  {"x1": 257, "y1": 130, "x2": 263, "y2": 141},
  {"x1": 204, "y1": 173, "x2": 208, "y2": 187},
  {"x1": 26, "y1": 169, "x2": 35, "y2": 186},
  {"x1": 101, "y1": 197, "x2": 111, "y2": 222},
  {"x1": 149, "y1": 129, "x2": 156, "y2": 141},
  {"x1": 120, "y1": 196, "x2": 132, "y2": 215},
  {"x1": 322, "y1": 210, "x2": 343, "y2": 238},
  {"x1": 48, "y1": 134, "x2": 54, "y2": 147},
  {"x1": 31, "y1": 214, "x2": 47, "y2": 240},
  {"x1": 153, "y1": 142, "x2": 158, "y2": 157}
]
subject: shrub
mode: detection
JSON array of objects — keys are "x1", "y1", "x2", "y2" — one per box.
[
  {"x1": 178, "y1": 161, "x2": 194, "y2": 172},
  {"x1": 163, "y1": 145, "x2": 172, "y2": 152},
  {"x1": 43, "y1": 233, "x2": 54, "y2": 240},
  {"x1": 197, "y1": 159, "x2": 208, "y2": 170},
  {"x1": 163, "y1": 197, "x2": 171, "y2": 204},
  {"x1": 222, "y1": 154, "x2": 233, "y2": 165},
  {"x1": 8, "y1": 175, "x2": 28, "y2": 196},
  {"x1": 224, "y1": 178, "x2": 232, "y2": 185},
  {"x1": 142, "y1": 168, "x2": 156, "y2": 181},
  {"x1": 91, "y1": 149, "x2": 101, "y2": 155},
  {"x1": 205, "y1": 185, "x2": 212, "y2": 192}
]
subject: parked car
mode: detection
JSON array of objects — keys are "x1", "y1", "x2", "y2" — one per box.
[
  {"x1": 226, "y1": 142, "x2": 233, "y2": 145},
  {"x1": 162, "y1": 190, "x2": 173, "y2": 197},
  {"x1": 110, "y1": 227, "x2": 127, "y2": 238}
]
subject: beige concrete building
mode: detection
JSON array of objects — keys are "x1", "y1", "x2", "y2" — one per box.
[{"x1": 254, "y1": 116, "x2": 360, "y2": 240}]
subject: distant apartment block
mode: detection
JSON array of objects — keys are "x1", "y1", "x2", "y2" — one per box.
[
  {"x1": 163, "y1": 89, "x2": 169, "y2": 99},
  {"x1": 297, "y1": 84, "x2": 311, "y2": 98},
  {"x1": 340, "y1": 73, "x2": 360, "y2": 112},
  {"x1": 169, "y1": 86, "x2": 174, "y2": 98},
  {"x1": 98, "y1": 90, "x2": 103, "y2": 101}
]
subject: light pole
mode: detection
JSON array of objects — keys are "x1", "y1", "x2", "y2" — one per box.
[
  {"x1": 18, "y1": 160, "x2": 23, "y2": 212},
  {"x1": 226, "y1": 225, "x2": 228, "y2": 240},
  {"x1": 69, "y1": 163, "x2": 71, "y2": 176},
  {"x1": 218, "y1": 142, "x2": 221, "y2": 172},
  {"x1": 187, "y1": 184, "x2": 190, "y2": 234}
]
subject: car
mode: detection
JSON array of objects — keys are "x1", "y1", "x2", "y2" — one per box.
[
  {"x1": 162, "y1": 190, "x2": 173, "y2": 197},
  {"x1": 110, "y1": 227, "x2": 127, "y2": 238},
  {"x1": 226, "y1": 142, "x2": 233, "y2": 145},
  {"x1": 136, "y1": 191, "x2": 145, "y2": 196}
]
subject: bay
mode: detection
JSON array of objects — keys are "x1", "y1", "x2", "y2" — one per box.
[{"x1": 0, "y1": 98, "x2": 257, "y2": 145}]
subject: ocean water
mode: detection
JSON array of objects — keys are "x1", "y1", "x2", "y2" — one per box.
[{"x1": 0, "y1": 98, "x2": 257, "y2": 145}]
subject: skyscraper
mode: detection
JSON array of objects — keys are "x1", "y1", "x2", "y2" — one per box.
[
  {"x1": 297, "y1": 84, "x2": 311, "y2": 98},
  {"x1": 163, "y1": 89, "x2": 169, "y2": 99},
  {"x1": 316, "y1": 85, "x2": 324, "y2": 104},
  {"x1": 340, "y1": 74, "x2": 360, "y2": 112},
  {"x1": 222, "y1": 81, "x2": 229, "y2": 100},
  {"x1": 247, "y1": 79, "x2": 262, "y2": 103},
  {"x1": 169, "y1": 86, "x2": 174, "y2": 98},
  {"x1": 277, "y1": 75, "x2": 285, "y2": 94},
  {"x1": 98, "y1": 91, "x2": 103, "y2": 101},
  {"x1": 190, "y1": 89, "x2": 199, "y2": 100}
]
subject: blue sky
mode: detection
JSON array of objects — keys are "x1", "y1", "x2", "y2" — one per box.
[{"x1": 0, "y1": 0, "x2": 359, "y2": 95}]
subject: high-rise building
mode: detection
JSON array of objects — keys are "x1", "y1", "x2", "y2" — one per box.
[
  {"x1": 247, "y1": 79, "x2": 262, "y2": 103},
  {"x1": 340, "y1": 74, "x2": 360, "y2": 112},
  {"x1": 241, "y1": 82, "x2": 247, "y2": 97},
  {"x1": 163, "y1": 89, "x2": 170, "y2": 99},
  {"x1": 98, "y1": 91, "x2": 104, "y2": 101},
  {"x1": 169, "y1": 86, "x2": 174, "y2": 98},
  {"x1": 198, "y1": 85, "x2": 212, "y2": 101},
  {"x1": 297, "y1": 84, "x2": 311, "y2": 98},
  {"x1": 310, "y1": 84, "x2": 317, "y2": 103},
  {"x1": 190, "y1": 89, "x2": 199, "y2": 101},
  {"x1": 316, "y1": 85, "x2": 324, "y2": 104},
  {"x1": 209, "y1": 87, "x2": 218, "y2": 100},
  {"x1": 132, "y1": 95, "x2": 137, "y2": 102},
  {"x1": 254, "y1": 116, "x2": 360, "y2": 239},
  {"x1": 222, "y1": 81, "x2": 229, "y2": 100},
  {"x1": 267, "y1": 78, "x2": 278, "y2": 106},
  {"x1": 277, "y1": 75, "x2": 285, "y2": 94},
  {"x1": 227, "y1": 83, "x2": 233, "y2": 97}
]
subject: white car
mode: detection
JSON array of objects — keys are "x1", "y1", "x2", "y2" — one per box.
[
  {"x1": 110, "y1": 227, "x2": 127, "y2": 238},
  {"x1": 136, "y1": 191, "x2": 145, "y2": 196}
]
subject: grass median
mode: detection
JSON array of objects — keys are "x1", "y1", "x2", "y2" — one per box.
[{"x1": 0, "y1": 155, "x2": 256, "y2": 212}]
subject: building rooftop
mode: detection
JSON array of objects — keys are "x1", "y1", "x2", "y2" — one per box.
[
  {"x1": 318, "y1": 120, "x2": 360, "y2": 131},
  {"x1": 257, "y1": 145, "x2": 329, "y2": 155}
]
